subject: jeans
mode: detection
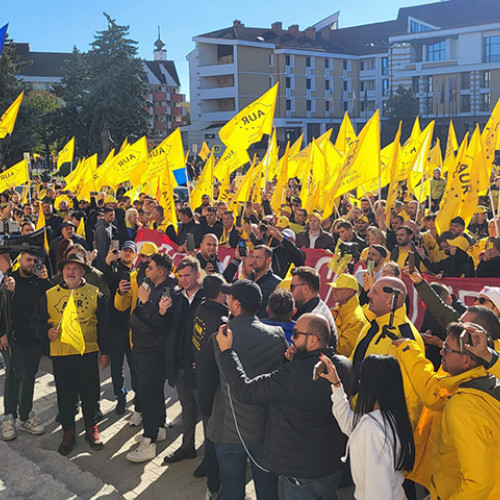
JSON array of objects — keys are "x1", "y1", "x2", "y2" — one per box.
[
  {"x1": 215, "y1": 441, "x2": 278, "y2": 500},
  {"x1": 278, "y1": 470, "x2": 342, "y2": 500},
  {"x1": 110, "y1": 324, "x2": 139, "y2": 410},
  {"x1": 3, "y1": 342, "x2": 43, "y2": 420},
  {"x1": 175, "y1": 368, "x2": 200, "y2": 451}
]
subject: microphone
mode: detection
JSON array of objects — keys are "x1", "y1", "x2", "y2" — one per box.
[{"x1": 383, "y1": 286, "x2": 402, "y2": 295}]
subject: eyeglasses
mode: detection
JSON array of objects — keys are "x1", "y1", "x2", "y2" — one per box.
[
  {"x1": 474, "y1": 296, "x2": 494, "y2": 306},
  {"x1": 292, "y1": 329, "x2": 316, "y2": 339},
  {"x1": 290, "y1": 283, "x2": 307, "y2": 291},
  {"x1": 441, "y1": 343, "x2": 467, "y2": 356}
]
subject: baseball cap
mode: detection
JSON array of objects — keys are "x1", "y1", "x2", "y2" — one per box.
[
  {"x1": 356, "y1": 215, "x2": 369, "y2": 224},
  {"x1": 122, "y1": 240, "x2": 138, "y2": 253},
  {"x1": 276, "y1": 216, "x2": 290, "y2": 229},
  {"x1": 478, "y1": 286, "x2": 500, "y2": 311},
  {"x1": 282, "y1": 228, "x2": 296, "y2": 241},
  {"x1": 220, "y1": 279, "x2": 262, "y2": 311},
  {"x1": 475, "y1": 206, "x2": 489, "y2": 214},
  {"x1": 139, "y1": 242, "x2": 158, "y2": 256},
  {"x1": 62, "y1": 221, "x2": 76, "y2": 229},
  {"x1": 327, "y1": 273, "x2": 359, "y2": 292},
  {"x1": 446, "y1": 236, "x2": 470, "y2": 252},
  {"x1": 450, "y1": 216, "x2": 465, "y2": 228},
  {"x1": 104, "y1": 195, "x2": 117, "y2": 204},
  {"x1": 309, "y1": 211, "x2": 322, "y2": 222}
]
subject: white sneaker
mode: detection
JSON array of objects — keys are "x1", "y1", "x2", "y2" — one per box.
[
  {"x1": 126, "y1": 438, "x2": 156, "y2": 463},
  {"x1": 1, "y1": 414, "x2": 17, "y2": 441},
  {"x1": 135, "y1": 426, "x2": 166, "y2": 443},
  {"x1": 19, "y1": 412, "x2": 45, "y2": 435},
  {"x1": 128, "y1": 411, "x2": 142, "y2": 427},
  {"x1": 165, "y1": 417, "x2": 173, "y2": 428}
]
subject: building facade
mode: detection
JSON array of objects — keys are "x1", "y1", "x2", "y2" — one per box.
[{"x1": 185, "y1": 0, "x2": 500, "y2": 151}]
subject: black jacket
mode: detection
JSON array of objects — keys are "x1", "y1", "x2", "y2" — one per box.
[
  {"x1": 220, "y1": 346, "x2": 352, "y2": 478},
  {"x1": 256, "y1": 269, "x2": 282, "y2": 319},
  {"x1": 164, "y1": 287, "x2": 205, "y2": 387},
  {"x1": 270, "y1": 238, "x2": 306, "y2": 279},
  {"x1": 11, "y1": 270, "x2": 52, "y2": 345},
  {"x1": 176, "y1": 220, "x2": 202, "y2": 247},
  {"x1": 129, "y1": 279, "x2": 170, "y2": 352},
  {"x1": 476, "y1": 255, "x2": 500, "y2": 277}
]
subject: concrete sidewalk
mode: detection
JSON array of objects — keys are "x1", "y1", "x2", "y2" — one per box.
[{"x1": 0, "y1": 356, "x2": 257, "y2": 499}]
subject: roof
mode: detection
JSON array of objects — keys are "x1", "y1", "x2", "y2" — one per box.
[
  {"x1": 144, "y1": 60, "x2": 180, "y2": 87},
  {"x1": 15, "y1": 43, "x2": 68, "y2": 78},
  {"x1": 196, "y1": 0, "x2": 500, "y2": 56},
  {"x1": 396, "y1": 0, "x2": 500, "y2": 33}
]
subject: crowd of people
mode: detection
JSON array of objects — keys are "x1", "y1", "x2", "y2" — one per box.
[{"x1": 0, "y1": 164, "x2": 499, "y2": 500}]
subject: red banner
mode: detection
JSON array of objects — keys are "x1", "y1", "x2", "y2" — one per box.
[{"x1": 135, "y1": 229, "x2": 499, "y2": 328}]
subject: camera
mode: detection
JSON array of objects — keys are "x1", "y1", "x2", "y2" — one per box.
[
  {"x1": 34, "y1": 258, "x2": 44, "y2": 276},
  {"x1": 338, "y1": 241, "x2": 358, "y2": 257},
  {"x1": 0, "y1": 221, "x2": 20, "y2": 234}
]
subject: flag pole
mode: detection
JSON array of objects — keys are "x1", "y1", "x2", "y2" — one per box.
[
  {"x1": 488, "y1": 186, "x2": 499, "y2": 237},
  {"x1": 360, "y1": 184, "x2": 375, "y2": 213}
]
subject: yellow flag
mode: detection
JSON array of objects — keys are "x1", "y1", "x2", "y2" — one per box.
[
  {"x1": 35, "y1": 202, "x2": 50, "y2": 253},
  {"x1": 21, "y1": 180, "x2": 31, "y2": 204},
  {"x1": 158, "y1": 160, "x2": 178, "y2": 225},
  {"x1": 130, "y1": 129, "x2": 184, "y2": 187},
  {"x1": 334, "y1": 112, "x2": 356, "y2": 153},
  {"x1": 0, "y1": 92, "x2": 24, "y2": 139},
  {"x1": 289, "y1": 134, "x2": 304, "y2": 157},
  {"x1": 78, "y1": 155, "x2": 98, "y2": 198},
  {"x1": 385, "y1": 123, "x2": 402, "y2": 227},
  {"x1": 231, "y1": 155, "x2": 259, "y2": 207},
  {"x1": 105, "y1": 137, "x2": 148, "y2": 188},
  {"x1": 219, "y1": 83, "x2": 278, "y2": 150},
  {"x1": 57, "y1": 137, "x2": 75, "y2": 169},
  {"x1": 408, "y1": 121, "x2": 435, "y2": 193},
  {"x1": 270, "y1": 142, "x2": 290, "y2": 214},
  {"x1": 213, "y1": 147, "x2": 250, "y2": 181},
  {"x1": 301, "y1": 140, "x2": 326, "y2": 213},
  {"x1": 76, "y1": 218, "x2": 86, "y2": 240},
  {"x1": 119, "y1": 137, "x2": 129, "y2": 152},
  {"x1": 0, "y1": 158, "x2": 29, "y2": 191},
  {"x1": 442, "y1": 120, "x2": 458, "y2": 174},
  {"x1": 262, "y1": 129, "x2": 279, "y2": 181},
  {"x1": 198, "y1": 142, "x2": 210, "y2": 161},
  {"x1": 60, "y1": 291, "x2": 85, "y2": 355},
  {"x1": 190, "y1": 151, "x2": 214, "y2": 210},
  {"x1": 481, "y1": 97, "x2": 500, "y2": 176},
  {"x1": 324, "y1": 110, "x2": 381, "y2": 209},
  {"x1": 94, "y1": 149, "x2": 115, "y2": 190},
  {"x1": 398, "y1": 121, "x2": 434, "y2": 182},
  {"x1": 435, "y1": 133, "x2": 469, "y2": 234}
]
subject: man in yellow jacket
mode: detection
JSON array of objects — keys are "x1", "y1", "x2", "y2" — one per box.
[
  {"x1": 31, "y1": 254, "x2": 111, "y2": 456},
  {"x1": 392, "y1": 311, "x2": 500, "y2": 498},
  {"x1": 350, "y1": 276, "x2": 424, "y2": 428},
  {"x1": 328, "y1": 274, "x2": 368, "y2": 357}
]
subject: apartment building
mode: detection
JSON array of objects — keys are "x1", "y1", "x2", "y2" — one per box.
[{"x1": 186, "y1": 0, "x2": 500, "y2": 151}]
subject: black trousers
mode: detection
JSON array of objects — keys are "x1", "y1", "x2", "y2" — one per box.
[
  {"x1": 52, "y1": 352, "x2": 100, "y2": 431},
  {"x1": 175, "y1": 368, "x2": 202, "y2": 451},
  {"x1": 133, "y1": 349, "x2": 165, "y2": 443},
  {"x1": 3, "y1": 341, "x2": 43, "y2": 421}
]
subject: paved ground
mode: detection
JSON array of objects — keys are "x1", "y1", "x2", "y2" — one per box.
[{"x1": 0, "y1": 356, "x2": 257, "y2": 499}]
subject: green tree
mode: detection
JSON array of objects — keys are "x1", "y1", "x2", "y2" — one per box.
[
  {"x1": 385, "y1": 85, "x2": 419, "y2": 143},
  {"x1": 84, "y1": 13, "x2": 149, "y2": 157}
]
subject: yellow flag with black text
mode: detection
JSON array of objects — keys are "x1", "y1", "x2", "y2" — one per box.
[
  {"x1": 60, "y1": 291, "x2": 85, "y2": 355},
  {"x1": 0, "y1": 92, "x2": 24, "y2": 139},
  {"x1": 219, "y1": 83, "x2": 278, "y2": 150},
  {"x1": 57, "y1": 137, "x2": 75, "y2": 169},
  {"x1": 198, "y1": 142, "x2": 210, "y2": 161},
  {"x1": 0, "y1": 158, "x2": 29, "y2": 191}
]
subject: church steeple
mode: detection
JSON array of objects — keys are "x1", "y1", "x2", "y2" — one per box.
[{"x1": 154, "y1": 26, "x2": 166, "y2": 61}]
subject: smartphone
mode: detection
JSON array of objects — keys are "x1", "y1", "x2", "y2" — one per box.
[
  {"x1": 486, "y1": 241, "x2": 494, "y2": 250},
  {"x1": 162, "y1": 287, "x2": 170, "y2": 299},
  {"x1": 408, "y1": 251, "x2": 415, "y2": 274},
  {"x1": 120, "y1": 270, "x2": 131, "y2": 282},
  {"x1": 237, "y1": 239, "x2": 247, "y2": 257},
  {"x1": 367, "y1": 259, "x2": 374, "y2": 274},
  {"x1": 186, "y1": 233, "x2": 195, "y2": 252},
  {"x1": 313, "y1": 360, "x2": 325, "y2": 381},
  {"x1": 141, "y1": 278, "x2": 151, "y2": 292},
  {"x1": 34, "y1": 258, "x2": 44, "y2": 277},
  {"x1": 459, "y1": 328, "x2": 472, "y2": 351},
  {"x1": 220, "y1": 324, "x2": 229, "y2": 337},
  {"x1": 111, "y1": 240, "x2": 120, "y2": 252}
]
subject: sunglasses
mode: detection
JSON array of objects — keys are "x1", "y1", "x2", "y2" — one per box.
[
  {"x1": 474, "y1": 296, "x2": 494, "y2": 306},
  {"x1": 292, "y1": 328, "x2": 316, "y2": 339}
]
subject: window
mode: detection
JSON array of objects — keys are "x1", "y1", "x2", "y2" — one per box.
[
  {"x1": 269, "y1": 54, "x2": 274, "y2": 66},
  {"x1": 425, "y1": 97, "x2": 433, "y2": 115},
  {"x1": 306, "y1": 57, "x2": 311, "y2": 68},
  {"x1": 382, "y1": 79, "x2": 389, "y2": 97},
  {"x1": 285, "y1": 55, "x2": 291, "y2": 66},
  {"x1": 427, "y1": 41, "x2": 446, "y2": 62},
  {"x1": 343, "y1": 80, "x2": 348, "y2": 91},
  {"x1": 306, "y1": 78, "x2": 311, "y2": 90},
  {"x1": 325, "y1": 58, "x2": 329, "y2": 69},
  {"x1": 481, "y1": 93, "x2": 490, "y2": 112},
  {"x1": 360, "y1": 80, "x2": 375, "y2": 92},
  {"x1": 461, "y1": 72, "x2": 470, "y2": 90},
  {"x1": 426, "y1": 75, "x2": 433, "y2": 93},
  {"x1": 410, "y1": 20, "x2": 433, "y2": 33},
  {"x1": 484, "y1": 36, "x2": 500, "y2": 63},
  {"x1": 382, "y1": 57, "x2": 388, "y2": 75},
  {"x1": 382, "y1": 100, "x2": 389, "y2": 117},
  {"x1": 360, "y1": 58, "x2": 375, "y2": 71},
  {"x1": 325, "y1": 100, "x2": 331, "y2": 112},
  {"x1": 286, "y1": 77, "x2": 291, "y2": 89},
  {"x1": 343, "y1": 60, "x2": 347, "y2": 70},
  {"x1": 286, "y1": 99, "x2": 292, "y2": 111},
  {"x1": 217, "y1": 44, "x2": 233, "y2": 64},
  {"x1": 361, "y1": 100, "x2": 375, "y2": 113},
  {"x1": 460, "y1": 94, "x2": 470, "y2": 113},
  {"x1": 482, "y1": 70, "x2": 491, "y2": 88},
  {"x1": 325, "y1": 80, "x2": 330, "y2": 90},
  {"x1": 306, "y1": 100, "x2": 312, "y2": 111},
  {"x1": 412, "y1": 76, "x2": 419, "y2": 93},
  {"x1": 343, "y1": 101, "x2": 348, "y2": 112},
  {"x1": 269, "y1": 76, "x2": 273, "y2": 88}
]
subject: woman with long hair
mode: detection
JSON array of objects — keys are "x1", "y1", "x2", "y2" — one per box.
[{"x1": 319, "y1": 353, "x2": 415, "y2": 500}]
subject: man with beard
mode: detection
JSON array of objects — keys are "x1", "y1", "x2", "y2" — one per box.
[
  {"x1": 252, "y1": 245, "x2": 282, "y2": 319},
  {"x1": 390, "y1": 226, "x2": 425, "y2": 271},
  {"x1": 216, "y1": 313, "x2": 352, "y2": 499}
]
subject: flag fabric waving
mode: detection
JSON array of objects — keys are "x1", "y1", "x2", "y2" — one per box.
[
  {"x1": 0, "y1": 158, "x2": 29, "y2": 191},
  {"x1": 0, "y1": 23, "x2": 8, "y2": 56},
  {"x1": 0, "y1": 92, "x2": 24, "y2": 139},
  {"x1": 57, "y1": 137, "x2": 75, "y2": 170},
  {"x1": 60, "y1": 291, "x2": 85, "y2": 355}
]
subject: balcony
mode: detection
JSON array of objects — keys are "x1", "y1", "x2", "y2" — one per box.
[
  {"x1": 154, "y1": 122, "x2": 167, "y2": 130},
  {"x1": 170, "y1": 93, "x2": 185, "y2": 103},
  {"x1": 198, "y1": 62, "x2": 237, "y2": 77},
  {"x1": 152, "y1": 91, "x2": 167, "y2": 101},
  {"x1": 201, "y1": 110, "x2": 236, "y2": 123},
  {"x1": 154, "y1": 106, "x2": 167, "y2": 114},
  {"x1": 172, "y1": 107, "x2": 184, "y2": 116},
  {"x1": 200, "y1": 86, "x2": 237, "y2": 100}
]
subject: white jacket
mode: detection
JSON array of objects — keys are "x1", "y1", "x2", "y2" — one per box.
[{"x1": 331, "y1": 385, "x2": 406, "y2": 500}]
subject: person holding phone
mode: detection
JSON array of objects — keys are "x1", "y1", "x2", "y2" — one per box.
[{"x1": 321, "y1": 353, "x2": 415, "y2": 500}]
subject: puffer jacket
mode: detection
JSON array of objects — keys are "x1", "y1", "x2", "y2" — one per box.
[
  {"x1": 207, "y1": 314, "x2": 287, "y2": 445},
  {"x1": 220, "y1": 346, "x2": 352, "y2": 478}
]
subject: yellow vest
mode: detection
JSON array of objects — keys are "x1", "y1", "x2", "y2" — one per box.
[{"x1": 46, "y1": 283, "x2": 100, "y2": 356}]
